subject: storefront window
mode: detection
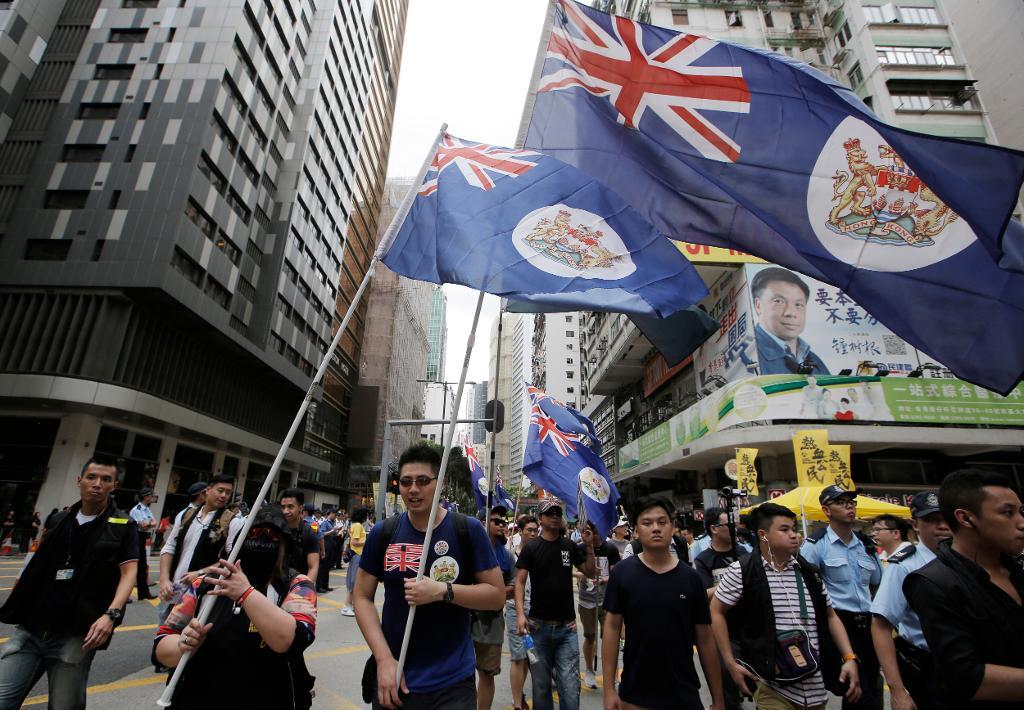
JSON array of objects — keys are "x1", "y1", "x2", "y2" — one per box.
[{"x1": 94, "y1": 425, "x2": 161, "y2": 510}]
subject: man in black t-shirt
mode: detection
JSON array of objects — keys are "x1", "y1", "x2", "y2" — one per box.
[
  {"x1": 515, "y1": 500, "x2": 595, "y2": 710},
  {"x1": 692, "y1": 507, "x2": 746, "y2": 710},
  {"x1": 602, "y1": 496, "x2": 724, "y2": 710},
  {"x1": 280, "y1": 488, "x2": 320, "y2": 580}
]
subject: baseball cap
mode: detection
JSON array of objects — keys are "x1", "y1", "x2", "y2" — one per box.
[
  {"x1": 538, "y1": 500, "x2": 563, "y2": 516},
  {"x1": 248, "y1": 502, "x2": 289, "y2": 534},
  {"x1": 490, "y1": 504, "x2": 509, "y2": 517},
  {"x1": 139, "y1": 487, "x2": 154, "y2": 497},
  {"x1": 819, "y1": 484, "x2": 857, "y2": 505},
  {"x1": 910, "y1": 491, "x2": 941, "y2": 518},
  {"x1": 187, "y1": 482, "x2": 208, "y2": 499},
  {"x1": 613, "y1": 517, "x2": 629, "y2": 529}
]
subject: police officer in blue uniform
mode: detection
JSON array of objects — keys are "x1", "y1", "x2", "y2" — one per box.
[
  {"x1": 801, "y1": 485, "x2": 883, "y2": 709},
  {"x1": 870, "y1": 491, "x2": 951, "y2": 710}
]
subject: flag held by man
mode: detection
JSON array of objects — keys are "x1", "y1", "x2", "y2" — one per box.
[
  {"x1": 523, "y1": 384, "x2": 619, "y2": 536},
  {"x1": 524, "y1": 0, "x2": 1024, "y2": 394},
  {"x1": 380, "y1": 132, "x2": 708, "y2": 318}
]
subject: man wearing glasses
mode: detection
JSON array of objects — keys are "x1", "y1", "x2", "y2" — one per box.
[
  {"x1": 354, "y1": 444, "x2": 505, "y2": 710},
  {"x1": 871, "y1": 515, "x2": 912, "y2": 564},
  {"x1": 802, "y1": 485, "x2": 882, "y2": 710}
]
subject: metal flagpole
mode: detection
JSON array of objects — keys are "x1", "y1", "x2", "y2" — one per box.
[
  {"x1": 394, "y1": 290, "x2": 487, "y2": 686},
  {"x1": 485, "y1": 303, "x2": 505, "y2": 519},
  {"x1": 157, "y1": 123, "x2": 447, "y2": 706}
]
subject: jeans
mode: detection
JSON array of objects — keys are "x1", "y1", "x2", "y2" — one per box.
[
  {"x1": 0, "y1": 626, "x2": 96, "y2": 710},
  {"x1": 528, "y1": 620, "x2": 580, "y2": 710}
]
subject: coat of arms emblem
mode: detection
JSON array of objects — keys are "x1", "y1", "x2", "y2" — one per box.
[
  {"x1": 523, "y1": 209, "x2": 621, "y2": 271},
  {"x1": 827, "y1": 138, "x2": 959, "y2": 248}
]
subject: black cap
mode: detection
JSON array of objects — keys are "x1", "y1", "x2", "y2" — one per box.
[
  {"x1": 538, "y1": 500, "x2": 563, "y2": 516},
  {"x1": 819, "y1": 484, "x2": 857, "y2": 505},
  {"x1": 910, "y1": 491, "x2": 940, "y2": 518},
  {"x1": 248, "y1": 503, "x2": 289, "y2": 534},
  {"x1": 187, "y1": 482, "x2": 207, "y2": 499},
  {"x1": 490, "y1": 504, "x2": 509, "y2": 517},
  {"x1": 303, "y1": 503, "x2": 315, "y2": 513},
  {"x1": 139, "y1": 487, "x2": 154, "y2": 497}
]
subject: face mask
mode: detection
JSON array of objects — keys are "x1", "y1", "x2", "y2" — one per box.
[{"x1": 238, "y1": 529, "x2": 281, "y2": 587}]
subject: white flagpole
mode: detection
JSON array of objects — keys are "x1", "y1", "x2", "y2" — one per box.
[
  {"x1": 394, "y1": 289, "x2": 487, "y2": 686},
  {"x1": 157, "y1": 123, "x2": 447, "y2": 707}
]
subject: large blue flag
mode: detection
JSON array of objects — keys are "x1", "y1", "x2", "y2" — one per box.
[
  {"x1": 523, "y1": 384, "x2": 619, "y2": 536},
  {"x1": 523, "y1": 0, "x2": 1024, "y2": 393},
  {"x1": 526, "y1": 383, "x2": 602, "y2": 455},
  {"x1": 380, "y1": 132, "x2": 708, "y2": 317}
]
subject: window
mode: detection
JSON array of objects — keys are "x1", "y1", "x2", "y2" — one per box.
[
  {"x1": 91, "y1": 240, "x2": 105, "y2": 261},
  {"x1": 276, "y1": 295, "x2": 292, "y2": 317},
  {"x1": 566, "y1": 357, "x2": 574, "y2": 364},
  {"x1": 270, "y1": 331, "x2": 287, "y2": 355},
  {"x1": 847, "y1": 62, "x2": 864, "y2": 88},
  {"x1": 197, "y1": 152, "x2": 228, "y2": 194},
  {"x1": 727, "y1": 11, "x2": 743, "y2": 28},
  {"x1": 214, "y1": 230, "x2": 241, "y2": 265},
  {"x1": 44, "y1": 190, "x2": 89, "y2": 209},
  {"x1": 24, "y1": 239, "x2": 71, "y2": 261},
  {"x1": 567, "y1": 387, "x2": 575, "y2": 394},
  {"x1": 62, "y1": 144, "x2": 105, "y2": 162},
  {"x1": 790, "y1": 12, "x2": 804, "y2": 30},
  {"x1": 876, "y1": 46, "x2": 955, "y2": 66},
  {"x1": 834, "y1": 22, "x2": 851, "y2": 50},
  {"x1": 899, "y1": 7, "x2": 940, "y2": 24},
  {"x1": 763, "y1": 10, "x2": 774, "y2": 28},
  {"x1": 123, "y1": 0, "x2": 159, "y2": 7},
  {"x1": 237, "y1": 275, "x2": 256, "y2": 301},
  {"x1": 139, "y1": 102, "x2": 151, "y2": 119},
  {"x1": 184, "y1": 198, "x2": 216, "y2": 238},
  {"x1": 204, "y1": 275, "x2": 231, "y2": 309},
  {"x1": 566, "y1": 371, "x2": 574, "y2": 379},
  {"x1": 671, "y1": 9, "x2": 688, "y2": 24},
  {"x1": 892, "y1": 90, "x2": 976, "y2": 111},
  {"x1": 124, "y1": 144, "x2": 136, "y2": 162},
  {"x1": 564, "y1": 315, "x2": 573, "y2": 322},
  {"x1": 171, "y1": 247, "x2": 204, "y2": 286},
  {"x1": 565, "y1": 330, "x2": 575, "y2": 337},
  {"x1": 566, "y1": 344, "x2": 573, "y2": 350},
  {"x1": 95, "y1": 64, "x2": 134, "y2": 80},
  {"x1": 109, "y1": 28, "x2": 148, "y2": 43},
  {"x1": 78, "y1": 103, "x2": 120, "y2": 120},
  {"x1": 229, "y1": 316, "x2": 248, "y2": 334}
]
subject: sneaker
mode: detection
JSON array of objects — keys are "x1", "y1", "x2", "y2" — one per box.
[
  {"x1": 583, "y1": 670, "x2": 597, "y2": 689},
  {"x1": 340, "y1": 607, "x2": 355, "y2": 617}
]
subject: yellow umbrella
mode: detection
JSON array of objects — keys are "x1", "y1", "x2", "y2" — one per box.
[{"x1": 742, "y1": 486, "x2": 912, "y2": 531}]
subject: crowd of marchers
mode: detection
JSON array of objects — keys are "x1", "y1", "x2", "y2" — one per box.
[{"x1": 0, "y1": 448, "x2": 1020, "y2": 710}]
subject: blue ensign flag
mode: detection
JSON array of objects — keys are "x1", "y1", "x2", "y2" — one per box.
[
  {"x1": 526, "y1": 384, "x2": 602, "y2": 455},
  {"x1": 524, "y1": 0, "x2": 1024, "y2": 393},
  {"x1": 523, "y1": 384, "x2": 619, "y2": 536},
  {"x1": 465, "y1": 440, "x2": 489, "y2": 511},
  {"x1": 380, "y1": 132, "x2": 708, "y2": 317}
]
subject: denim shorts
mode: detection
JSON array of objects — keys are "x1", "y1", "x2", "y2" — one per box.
[{"x1": 504, "y1": 605, "x2": 527, "y2": 661}]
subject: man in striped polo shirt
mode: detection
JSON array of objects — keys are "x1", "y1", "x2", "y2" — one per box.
[{"x1": 710, "y1": 502, "x2": 861, "y2": 710}]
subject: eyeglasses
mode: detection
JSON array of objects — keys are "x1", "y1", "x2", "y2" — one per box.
[
  {"x1": 830, "y1": 498, "x2": 857, "y2": 508},
  {"x1": 490, "y1": 518, "x2": 506, "y2": 526},
  {"x1": 871, "y1": 526, "x2": 896, "y2": 534},
  {"x1": 523, "y1": 527, "x2": 539, "y2": 535},
  {"x1": 398, "y1": 475, "x2": 436, "y2": 488},
  {"x1": 247, "y1": 527, "x2": 282, "y2": 542}
]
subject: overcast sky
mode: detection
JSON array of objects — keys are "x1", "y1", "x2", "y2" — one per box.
[{"x1": 385, "y1": 0, "x2": 550, "y2": 386}]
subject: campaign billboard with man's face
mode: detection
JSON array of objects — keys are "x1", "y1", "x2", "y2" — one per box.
[{"x1": 745, "y1": 263, "x2": 921, "y2": 378}]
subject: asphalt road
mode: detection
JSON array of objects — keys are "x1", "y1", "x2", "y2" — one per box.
[{"x1": 0, "y1": 555, "x2": 882, "y2": 708}]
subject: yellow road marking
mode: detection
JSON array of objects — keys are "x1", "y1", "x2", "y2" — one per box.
[
  {"x1": 0, "y1": 624, "x2": 156, "y2": 646},
  {"x1": 23, "y1": 675, "x2": 166, "y2": 706},
  {"x1": 306, "y1": 643, "x2": 369, "y2": 660},
  {"x1": 317, "y1": 685, "x2": 364, "y2": 710}
]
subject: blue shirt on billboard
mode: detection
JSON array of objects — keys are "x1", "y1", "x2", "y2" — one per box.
[
  {"x1": 755, "y1": 324, "x2": 830, "y2": 376},
  {"x1": 360, "y1": 511, "x2": 498, "y2": 693}
]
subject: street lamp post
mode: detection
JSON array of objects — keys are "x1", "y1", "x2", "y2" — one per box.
[{"x1": 417, "y1": 378, "x2": 477, "y2": 444}]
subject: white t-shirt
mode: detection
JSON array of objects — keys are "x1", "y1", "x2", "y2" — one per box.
[
  {"x1": 162, "y1": 508, "x2": 218, "y2": 583},
  {"x1": 75, "y1": 511, "x2": 99, "y2": 526}
]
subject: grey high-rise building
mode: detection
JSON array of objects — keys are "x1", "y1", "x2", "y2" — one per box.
[
  {"x1": 472, "y1": 380, "x2": 488, "y2": 445},
  {"x1": 425, "y1": 285, "x2": 447, "y2": 381},
  {"x1": 0, "y1": 0, "x2": 407, "y2": 522}
]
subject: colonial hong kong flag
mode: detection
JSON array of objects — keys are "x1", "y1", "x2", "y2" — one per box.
[
  {"x1": 523, "y1": 384, "x2": 619, "y2": 537},
  {"x1": 466, "y1": 438, "x2": 514, "y2": 512},
  {"x1": 380, "y1": 133, "x2": 708, "y2": 317},
  {"x1": 524, "y1": 0, "x2": 1024, "y2": 393}
]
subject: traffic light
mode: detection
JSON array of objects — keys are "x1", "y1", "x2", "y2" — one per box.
[{"x1": 484, "y1": 399, "x2": 505, "y2": 433}]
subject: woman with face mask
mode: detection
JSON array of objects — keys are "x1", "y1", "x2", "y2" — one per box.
[{"x1": 152, "y1": 503, "x2": 317, "y2": 709}]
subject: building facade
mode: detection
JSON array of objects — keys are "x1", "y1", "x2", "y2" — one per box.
[
  {"x1": 487, "y1": 312, "x2": 514, "y2": 486},
  {"x1": 573, "y1": 0, "x2": 1023, "y2": 520},
  {"x1": 425, "y1": 285, "x2": 447, "y2": 382},
  {"x1": 472, "y1": 379, "x2": 488, "y2": 445},
  {"x1": 531, "y1": 312, "x2": 582, "y2": 411},
  {"x1": 0, "y1": 0, "x2": 407, "y2": 523}
]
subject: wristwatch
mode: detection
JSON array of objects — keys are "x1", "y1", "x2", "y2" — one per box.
[
  {"x1": 442, "y1": 582, "x2": 455, "y2": 603},
  {"x1": 104, "y1": 608, "x2": 124, "y2": 626}
]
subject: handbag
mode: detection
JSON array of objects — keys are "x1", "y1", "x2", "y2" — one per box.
[{"x1": 772, "y1": 568, "x2": 821, "y2": 684}]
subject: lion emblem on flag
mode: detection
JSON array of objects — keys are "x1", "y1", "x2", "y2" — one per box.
[
  {"x1": 827, "y1": 138, "x2": 959, "y2": 248},
  {"x1": 523, "y1": 209, "x2": 620, "y2": 270}
]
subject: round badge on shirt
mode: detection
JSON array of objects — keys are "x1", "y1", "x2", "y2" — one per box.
[{"x1": 430, "y1": 556, "x2": 459, "y2": 583}]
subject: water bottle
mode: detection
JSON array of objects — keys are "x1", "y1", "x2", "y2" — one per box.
[{"x1": 523, "y1": 633, "x2": 539, "y2": 664}]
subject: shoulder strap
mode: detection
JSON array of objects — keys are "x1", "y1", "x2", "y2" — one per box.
[
  {"x1": 452, "y1": 513, "x2": 475, "y2": 583},
  {"x1": 374, "y1": 514, "x2": 403, "y2": 572}
]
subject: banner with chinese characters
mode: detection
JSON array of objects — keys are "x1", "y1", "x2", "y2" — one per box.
[
  {"x1": 674, "y1": 241, "x2": 766, "y2": 264},
  {"x1": 744, "y1": 264, "x2": 920, "y2": 383},
  {"x1": 793, "y1": 430, "x2": 831, "y2": 487},
  {"x1": 736, "y1": 448, "x2": 759, "y2": 495},
  {"x1": 693, "y1": 269, "x2": 758, "y2": 388},
  {"x1": 617, "y1": 374, "x2": 1024, "y2": 473},
  {"x1": 827, "y1": 445, "x2": 853, "y2": 490}
]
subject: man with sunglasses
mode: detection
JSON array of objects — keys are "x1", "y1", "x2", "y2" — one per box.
[
  {"x1": 355, "y1": 444, "x2": 504, "y2": 710},
  {"x1": 472, "y1": 509, "x2": 515, "y2": 710},
  {"x1": 802, "y1": 485, "x2": 882, "y2": 710},
  {"x1": 515, "y1": 499, "x2": 596, "y2": 710}
]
